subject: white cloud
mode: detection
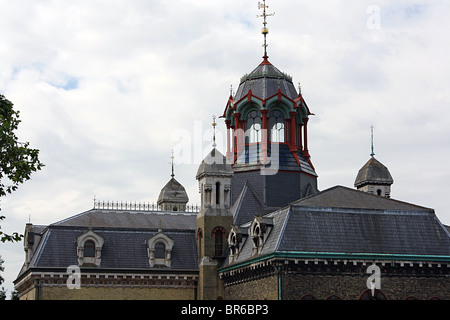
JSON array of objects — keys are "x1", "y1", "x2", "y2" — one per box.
[{"x1": 1, "y1": 0, "x2": 449, "y2": 297}]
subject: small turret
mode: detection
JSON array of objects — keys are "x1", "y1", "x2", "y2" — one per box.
[
  {"x1": 157, "y1": 151, "x2": 189, "y2": 211},
  {"x1": 354, "y1": 156, "x2": 394, "y2": 197},
  {"x1": 354, "y1": 126, "x2": 393, "y2": 197}
]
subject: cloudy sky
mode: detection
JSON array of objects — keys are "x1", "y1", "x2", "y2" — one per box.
[{"x1": 1, "y1": 0, "x2": 449, "y2": 296}]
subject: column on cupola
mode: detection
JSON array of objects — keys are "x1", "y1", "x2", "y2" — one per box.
[
  {"x1": 302, "y1": 117, "x2": 310, "y2": 158},
  {"x1": 232, "y1": 113, "x2": 242, "y2": 159},
  {"x1": 289, "y1": 111, "x2": 298, "y2": 152},
  {"x1": 297, "y1": 122, "x2": 303, "y2": 151},
  {"x1": 260, "y1": 109, "x2": 269, "y2": 162},
  {"x1": 225, "y1": 120, "x2": 232, "y2": 160}
]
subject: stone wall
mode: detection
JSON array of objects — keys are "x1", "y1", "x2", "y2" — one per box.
[
  {"x1": 37, "y1": 286, "x2": 195, "y2": 300},
  {"x1": 282, "y1": 273, "x2": 450, "y2": 300},
  {"x1": 224, "y1": 275, "x2": 278, "y2": 300}
]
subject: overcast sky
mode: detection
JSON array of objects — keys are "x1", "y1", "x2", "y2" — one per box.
[{"x1": 1, "y1": 0, "x2": 449, "y2": 296}]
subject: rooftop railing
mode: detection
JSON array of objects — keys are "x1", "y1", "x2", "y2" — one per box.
[{"x1": 93, "y1": 200, "x2": 200, "y2": 213}]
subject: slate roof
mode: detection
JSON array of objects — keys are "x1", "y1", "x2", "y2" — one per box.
[
  {"x1": 355, "y1": 156, "x2": 394, "y2": 187},
  {"x1": 234, "y1": 59, "x2": 298, "y2": 101},
  {"x1": 157, "y1": 177, "x2": 189, "y2": 204},
  {"x1": 18, "y1": 209, "x2": 198, "y2": 278},
  {"x1": 53, "y1": 208, "x2": 197, "y2": 229},
  {"x1": 233, "y1": 143, "x2": 316, "y2": 176},
  {"x1": 196, "y1": 148, "x2": 233, "y2": 179},
  {"x1": 231, "y1": 181, "x2": 275, "y2": 226},
  {"x1": 222, "y1": 186, "x2": 450, "y2": 268},
  {"x1": 278, "y1": 206, "x2": 449, "y2": 256},
  {"x1": 292, "y1": 185, "x2": 432, "y2": 211}
]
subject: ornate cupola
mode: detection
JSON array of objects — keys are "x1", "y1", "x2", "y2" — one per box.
[
  {"x1": 221, "y1": 0, "x2": 318, "y2": 209},
  {"x1": 157, "y1": 151, "x2": 189, "y2": 211}
]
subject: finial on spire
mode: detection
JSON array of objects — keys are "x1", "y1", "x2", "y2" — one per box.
[
  {"x1": 212, "y1": 115, "x2": 217, "y2": 148},
  {"x1": 257, "y1": 0, "x2": 275, "y2": 58},
  {"x1": 170, "y1": 149, "x2": 175, "y2": 178},
  {"x1": 370, "y1": 125, "x2": 375, "y2": 157}
]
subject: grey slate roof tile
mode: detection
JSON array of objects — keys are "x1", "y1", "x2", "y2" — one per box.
[
  {"x1": 21, "y1": 209, "x2": 199, "y2": 277},
  {"x1": 32, "y1": 227, "x2": 198, "y2": 270},
  {"x1": 224, "y1": 186, "x2": 450, "y2": 268},
  {"x1": 278, "y1": 207, "x2": 450, "y2": 256}
]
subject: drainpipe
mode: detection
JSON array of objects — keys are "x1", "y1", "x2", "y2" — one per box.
[
  {"x1": 277, "y1": 265, "x2": 282, "y2": 300},
  {"x1": 34, "y1": 279, "x2": 40, "y2": 300}
]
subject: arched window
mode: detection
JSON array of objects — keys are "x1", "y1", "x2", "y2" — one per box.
[
  {"x1": 76, "y1": 230, "x2": 104, "y2": 267},
  {"x1": 212, "y1": 226, "x2": 226, "y2": 257},
  {"x1": 246, "y1": 110, "x2": 262, "y2": 143},
  {"x1": 268, "y1": 110, "x2": 285, "y2": 142},
  {"x1": 84, "y1": 240, "x2": 96, "y2": 257},
  {"x1": 299, "y1": 294, "x2": 317, "y2": 300},
  {"x1": 147, "y1": 232, "x2": 174, "y2": 267},
  {"x1": 252, "y1": 225, "x2": 260, "y2": 248},
  {"x1": 215, "y1": 231, "x2": 223, "y2": 257},
  {"x1": 216, "y1": 181, "x2": 220, "y2": 205},
  {"x1": 359, "y1": 289, "x2": 387, "y2": 300},
  {"x1": 154, "y1": 242, "x2": 166, "y2": 259}
]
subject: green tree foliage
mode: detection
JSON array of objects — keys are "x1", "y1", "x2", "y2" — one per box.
[
  {"x1": 0, "y1": 94, "x2": 44, "y2": 242},
  {"x1": 0, "y1": 255, "x2": 5, "y2": 300}
]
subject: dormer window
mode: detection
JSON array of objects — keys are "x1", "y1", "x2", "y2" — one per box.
[
  {"x1": 228, "y1": 226, "x2": 247, "y2": 264},
  {"x1": 76, "y1": 230, "x2": 104, "y2": 267},
  {"x1": 147, "y1": 230, "x2": 174, "y2": 267},
  {"x1": 250, "y1": 216, "x2": 273, "y2": 256}
]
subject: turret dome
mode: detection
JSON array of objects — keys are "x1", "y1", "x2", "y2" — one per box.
[
  {"x1": 355, "y1": 156, "x2": 394, "y2": 197},
  {"x1": 157, "y1": 177, "x2": 189, "y2": 211},
  {"x1": 234, "y1": 57, "x2": 298, "y2": 101}
]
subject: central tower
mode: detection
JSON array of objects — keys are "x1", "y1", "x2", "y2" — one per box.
[{"x1": 221, "y1": 1, "x2": 318, "y2": 223}]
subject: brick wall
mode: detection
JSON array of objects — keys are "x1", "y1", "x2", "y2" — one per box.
[
  {"x1": 38, "y1": 286, "x2": 195, "y2": 300},
  {"x1": 282, "y1": 273, "x2": 450, "y2": 300},
  {"x1": 222, "y1": 267, "x2": 450, "y2": 300},
  {"x1": 224, "y1": 275, "x2": 278, "y2": 300}
]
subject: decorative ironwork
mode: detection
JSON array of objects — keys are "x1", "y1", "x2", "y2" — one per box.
[
  {"x1": 93, "y1": 200, "x2": 200, "y2": 212},
  {"x1": 257, "y1": 0, "x2": 275, "y2": 57}
]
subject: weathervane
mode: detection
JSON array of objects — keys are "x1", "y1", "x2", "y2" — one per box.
[
  {"x1": 257, "y1": 0, "x2": 275, "y2": 57},
  {"x1": 370, "y1": 125, "x2": 375, "y2": 157},
  {"x1": 212, "y1": 115, "x2": 217, "y2": 148}
]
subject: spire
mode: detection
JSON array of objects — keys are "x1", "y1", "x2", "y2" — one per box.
[
  {"x1": 370, "y1": 125, "x2": 375, "y2": 157},
  {"x1": 212, "y1": 115, "x2": 217, "y2": 148},
  {"x1": 170, "y1": 149, "x2": 175, "y2": 178},
  {"x1": 257, "y1": 0, "x2": 275, "y2": 59}
]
